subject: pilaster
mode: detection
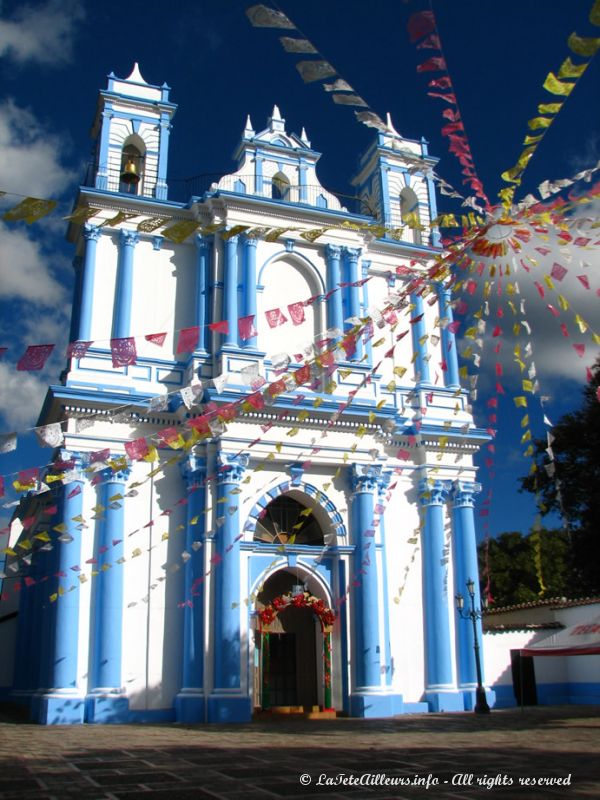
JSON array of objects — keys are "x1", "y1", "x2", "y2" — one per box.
[
  {"x1": 419, "y1": 478, "x2": 462, "y2": 712},
  {"x1": 207, "y1": 452, "x2": 251, "y2": 723}
]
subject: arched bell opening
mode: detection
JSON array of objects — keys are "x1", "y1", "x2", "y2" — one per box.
[
  {"x1": 119, "y1": 139, "x2": 145, "y2": 195},
  {"x1": 271, "y1": 171, "x2": 290, "y2": 201},
  {"x1": 400, "y1": 186, "x2": 422, "y2": 245},
  {"x1": 253, "y1": 569, "x2": 336, "y2": 713}
]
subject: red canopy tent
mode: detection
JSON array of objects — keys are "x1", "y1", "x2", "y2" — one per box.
[{"x1": 521, "y1": 615, "x2": 600, "y2": 657}]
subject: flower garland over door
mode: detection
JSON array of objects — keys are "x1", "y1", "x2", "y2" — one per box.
[{"x1": 258, "y1": 592, "x2": 336, "y2": 711}]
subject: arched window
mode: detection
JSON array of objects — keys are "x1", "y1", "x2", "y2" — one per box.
[
  {"x1": 119, "y1": 141, "x2": 145, "y2": 195},
  {"x1": 271, "y1": 172, "x2": 290, "y2": 201},
  {"x1": 254, "y1": 495, "x2": 324, "y2": 546},
  {"x1": 400, "y1": 187, "x2": 422, "y2": 245}
]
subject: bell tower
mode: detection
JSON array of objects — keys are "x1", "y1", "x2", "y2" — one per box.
[{"x1": 90, "y1": 63, "x2": 177, "y2": 199}]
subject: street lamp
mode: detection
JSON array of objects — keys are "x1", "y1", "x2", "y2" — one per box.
[{"x1": 455, "y1": 578, "x2": 490, "y2": 715}]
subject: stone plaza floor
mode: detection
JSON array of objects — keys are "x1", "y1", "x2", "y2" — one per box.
[{"x1": 0, "y1": 705, "x2": 598, "y2": 799}]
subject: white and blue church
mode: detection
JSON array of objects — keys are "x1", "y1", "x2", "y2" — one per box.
[{"x1": 0, "y1": 65, "x2": 493, "y2": 724}]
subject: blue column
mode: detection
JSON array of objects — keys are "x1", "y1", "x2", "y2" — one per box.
[
  {"x1": 451, "y1": 481, "x2": 488, "y2": 709},
  {"x1": 207, "y1": 452, "x2": 251, "y2": 723},
  {"x1": 37, "y1": 457, "x2": 86, "y2": 724},
  {"x1": 343, "y1": 247, "x2": 364, "y2": 361},
  {"x1": 78, "y1": 226, "x2": 101, "y2": 342},
  {"x1": 376, "y1": 471, "x2": 393, "y2": 692},
  {"x1": 175, "y1": 454, "x2": 207, "y2": 723},
  {"x1": 361, "y1": 260, "x2": 372, "y2": 366},
  {"x1": 298, "y1": 159, "x2": 307, "y2": 202},
  {"x1": 379, "y1": 160, "x2": 391, "y2": 225},
  {"x1": 85, "y1": 467, "x2": 130, "y2": 723},
  {"x1": 410, "y1": 293, "x2": 431, "y2": 385},
  {"x1": 255, "y1": 157, "x2": 264, "y2": 195},
  {"x1": 112, "y1": 230, "x2": 139, "y2": 339},
  {"x1": 241, "y1": 235, "x2": 258, "y2": 350},
  {"x1": 324, "y1": 244, "x2": 343, "y2": 333},
  {"x1": 222, "y1": 234, "x2": 239, "y2": 348},
  {"x1": 437, "y1": 283, "x2": 460, "y2": 389},
  {"x1": 348, "y1": 464, "x2": 401, "y2": 717},
  {"x1": 155, "y1": 113, "x2": 171, "y2": 200},
  {"x1": 419, "y1": 479, "x2": 462, "y2": 712},
  {"x1": 69, "y1": 256, "x2": 83, "y2": 344},
  {"x1": 196, "y1": 235, "x2": 212, "y2": 353}
]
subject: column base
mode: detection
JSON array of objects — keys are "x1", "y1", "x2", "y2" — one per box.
[
  {"x1": 34, "y1": 692, "x2": 85, "y2": 725},
  {"x1": 85, "y1": 694, "x2": 130, "y2": 723},
  {"x1": 175, "y1": 691, "x2": 206, "y2": 723},
  {"x1": 349, "y1": 692, "x2": 404, "y2": 718},
  {"x1": 461, "y1": 687, "x2": 496, "y2": 712},
  {"x1": 207, "y1": 693, "x2": 252, "y2": 723},
  {"x1": 424, "y1": 690, "x2": 464, "y2": 712}
]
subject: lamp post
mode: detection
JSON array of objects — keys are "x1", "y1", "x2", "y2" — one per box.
[{"x1": 455, "y1": 578, "x2": 490, "y2": 714}]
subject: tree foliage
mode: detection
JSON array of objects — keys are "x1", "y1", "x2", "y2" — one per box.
[
  {"x1": 518, "y1": 356, "x2": 600, "y2": 597},
  {"x1": 479, "y1": 529, "x2": 572, "y2": 607}
]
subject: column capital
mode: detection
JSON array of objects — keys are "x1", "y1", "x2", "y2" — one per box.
[
  {"x1": 241, "y1": 234, "x2": 259, "y2": 248},
  {"x1": 343, "y1": 246, "x2": 361, "y2": 263},
  {"x1": 349, "y1": 463, "x2": 382, "y2": 494},
  {"x1": 83, "y1": 224, "x2": 101, "y2": 242},
  {"x1": 376, "y1": 468, "x2": 393, "y2": 496},
  {"x1": 216, "y1": 452, "x2": 249, "y2": 484},
  {"x1": 119, "y1": 229, "x2": 139, "y2": 247},
  {"x1": 222, "y1": 233, "x2": 239, "y2": 246},
  {"x1": 451, "y1": 480, "x2": 481, "y2": 508},
  {"x1": 324, "y1": 243, "x2": 342, "y2": 260},
  {"x1": 195, "y1": 234, "x2": 213, "y2": 251},
  {"x1": 419, "y1": 478, "x2": 452, "y2": 507},
  {"x1": 180, "y1": 453, "x2": 207, "y2": 483}
]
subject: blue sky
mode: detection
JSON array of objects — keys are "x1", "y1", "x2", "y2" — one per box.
[{"x1": 0, "y1": 0, "x2": 599, "y2": 538}]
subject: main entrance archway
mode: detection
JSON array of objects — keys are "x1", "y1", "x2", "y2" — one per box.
[{"x1": 254, "y1": 571, "x2": 335, "y2": 711}]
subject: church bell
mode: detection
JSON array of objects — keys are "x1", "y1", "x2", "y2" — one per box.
[{"x1": 120, "y1": 159, "x2": 140, "y2": 185}]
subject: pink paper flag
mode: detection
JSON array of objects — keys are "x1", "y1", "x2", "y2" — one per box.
[
  {"x1": 110, "y1": 337, "x2": 137, "y2": 367},
  {"x1": 550, "y1": 263, "x2": 568, "y2": 282},
  {"x1": 238, "y1": 315, "x2": 257, "y2": 341},
  {"x1": 67, "y1": 485, "x2": 81, "y2": 499},
  {"x1": 265, "y1": 307, "x2": 288, "y2": 328},
  {"x1": 288, "y1": 301, "x2": 305, "y2": 325},
  {"x1": 573, "y1": 343, "x2": 585, "y2": 358},
  {"x1": 145, "y1": 332, "x2": 167, "y2": 346},
  {"x1": 17, "y1": 344, "x2": 54, "y2": 371},
  {"x1": 66, "y1": 341, "x2": 92, "y2": 359},
  {"x1": 209, "y1": 320, "x2": 229, "y2": 334},
  {"x1": 176, "y1": 326, "x2": 200, "y2": 353},
  {"x1": 125, "y1": 437, "x2": 149, "y2": 461},
  {"x1": 576, "y1": 275, "x2": 590, "y2": 290}
]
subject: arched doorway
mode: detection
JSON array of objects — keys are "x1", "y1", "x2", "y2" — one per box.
[{"x1": 254, "y1": 570, "x2": 335, "y2": 712}]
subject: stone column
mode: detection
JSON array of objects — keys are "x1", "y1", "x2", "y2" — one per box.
[
  {"x1": 195, "y1": 235, "x2": 212, "y2": 354},
  {"x1": 419, "y1": 479, "x2": 462, "y2": 711},
  {"x1": 451, "y1": 480, "x2": 488, "y2": 708},
  {"x1": 112, "y1": 230, "x2": 139, "y2": 339},
  {"x1": 207, "y1": 452, "x2": 251, "y2": 722},
  {"x1": 36, "y1": 455, "x2": 86, "y2": 724},
  {"x1": 222, "y1": 234, "x2": 239, "y2": 348},
  {"x1": 324, "y1": 244, "x2": 343, "y2": 333},
  {"x1": 85, "y1": 466, "x2": 130, "y2": 723},
  {"x1": 241, "y1": 236, "x2": 258, "y2": 350},
  {"x1": 78, "y1": 226, "x2": 101, "y2": 342},
  {"x1": 437, "y1": 283, "x2": 460, "y2": 389},
  {"x1": 175, "y1": 453, "x2": 207, "y2": 722},
  {"x1": 410, "y1": 293, "x2": 431, "y2": 385}
]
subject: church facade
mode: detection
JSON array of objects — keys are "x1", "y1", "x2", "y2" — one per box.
[{"x1": 2, "y1": 66, "x2": 492, "y2": 724}]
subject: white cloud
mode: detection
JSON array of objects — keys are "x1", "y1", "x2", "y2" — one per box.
[
  {"x1": 0, "y1": 99, "x2": 77, "y2": 197},
  {"x1": 0, "y1": 223, "x2": 67, "y2": 305},
  {"x1": 0, "y1": 362, "x2": 49, "y2": 429},
  {"x1": 0, "y1": 0, "x2": 84, "y2": 67}
]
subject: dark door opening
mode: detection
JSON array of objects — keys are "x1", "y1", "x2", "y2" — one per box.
[
  {"x1": 269, "y1": 633, "x2": 297, "y2": 706},
  {"x1": 511, "y1": 650, "x2": 538, "y2": 706}
]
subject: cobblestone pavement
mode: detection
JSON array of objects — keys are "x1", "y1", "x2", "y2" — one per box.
[{"x1": 0, "y1": 705, "x2": 598, "y2": 799}]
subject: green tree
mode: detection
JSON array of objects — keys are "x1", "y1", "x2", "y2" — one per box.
[
  {"x1": 478, "y1": 528, "x2": 572, "y2": 607},
  {"x1": 520, "y1": 356, "x2": 600, "y2": 596}
]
